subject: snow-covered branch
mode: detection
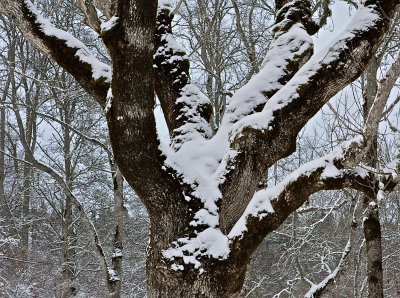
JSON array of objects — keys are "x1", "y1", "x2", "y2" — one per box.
[
  {"x1": 154, "y1": 1, "x2": 212, "y2": 148},
  {"x1": 228, "y1": 134, "x2": 399, "y2": 258},
  {"x1": 222, "y1": 0, "x2": 316, "y2": 125},
  {"x1": 304, "y1": 238, "x2": 351, "y2": 298},
  {"x1": 0, "y1": 0, "x2": 111, "y2": 106}
]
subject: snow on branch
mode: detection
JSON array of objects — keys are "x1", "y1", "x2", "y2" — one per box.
[
  {"x1": 228, "y1": 132, "x2": 400, "y2": 257},
  {"x1": 228, "y1": 137, "x2": 366, "y2": 238},
  {"x1": 304, "y1": 238, "x2": 351, "y2": 298},
  {"x1": 154, "y1": 1, "x2": 212, "y2": 148},
  {"x1": 222, "y1": 0, "x2": 315, "y2": 125},
  {"x1": 229, "y1": 3, "x2": 382, "y2": 141},
  {"x1": 160, "y1": 0, "x2": 318, "y2": 233},
  {"x1": 0, "y1": 0, "x2": 111, "y2": 106},
  {"x1": 163, "y1": 227, "x2": 229, "y2": 271},
  {"x1": 160, "y1": 0, "x2": 399, "y2": 252}
]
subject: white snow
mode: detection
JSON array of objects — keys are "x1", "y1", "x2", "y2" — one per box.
[
  {"x1": 163, "y1": 227, "x2": 230, "y2": 268},
  {"x1": 229, "y1": 4, "x2": 379, "y2": 140},
  {"x1": 173, "y1": 84, "x2": 213, "y2": 147},
  {"x1": 24, "y1": 0, "x2": 112, "y2": 81},
  {"x1": 156, "y1": 1, "x2": 384, "y2": 270},
  {"x1": 101, "y1": 16, "x2": 119, "y2": 32},
  {"x1": 157, "y1": 1, "x2": 381, "y2": 266},
  {"x1": 104, "y1": 88, "x2": 113, "y2": 113},
  {"x1": 112, "y1": 248, "x2": 123, "y2": 258},
  {"x1": 225, "y1": 23, "x2": 312, "y2": 124},
  {"x1": 107, "y1": 267, "x2": 120, "y2": 281}
]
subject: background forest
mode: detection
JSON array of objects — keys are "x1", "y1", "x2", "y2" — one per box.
[{"x1": 0, "y1": 0, "x2": 399, "y2": 297}]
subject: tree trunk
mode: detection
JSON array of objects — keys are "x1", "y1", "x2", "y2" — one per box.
[
  {"x1": 60, "y1": 97, "x2": 77, "y2": 297},
  {"x1": 20, "y1": 160, "x2": 31, "y2": 257},
  {"x1": 61, "y1": 194, "x2": 77, "y2": 298},
  {"x1": 109, "y1": 166, "x2": 124, "y2": 298},
  {"x1": 146, "y1": 222, "x2": 248, "y2": 297},
  {"x1": 0, "y1": 76, "x2": 10, "y2": 219},
  {"x1": 363, "y1": 205, "x2": 383, "y2": 298},
  {"x1": 362, "y1": 57, "x2": 383, "y2": 298}
]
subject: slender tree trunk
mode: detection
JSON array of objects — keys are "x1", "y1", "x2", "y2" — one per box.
[
  {"x1": 60, "y1": 100, "x2": 77, "y2": 297},
  {"x1": 362, "y1": 57, "x2": 383, "y2": 298},
  {"x1": 61, "y1": 194, "x2": 77, "y2": 297},
  {"x1": 109, "y1": 165, "x2": 124, "y2": 297},
  {"x1": 20, "y1": 160, "x2": 31, "y2": 257},
  {"x1": 0, "y1": 76, "x2": 10, "y2": 218}
]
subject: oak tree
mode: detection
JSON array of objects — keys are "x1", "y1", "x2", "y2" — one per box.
[{"x1": 1, "y1": 0, "x2": 399, "y2": 296}]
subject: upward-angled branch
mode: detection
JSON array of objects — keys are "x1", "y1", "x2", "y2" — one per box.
[
  {"x1": 222, "y1": 0, "x2": 318, "y2": 125},
  {"x1": 364, "y1": 54, "x2": 400, "y2": 144},
  {"x1": 76, "y1": 0, "x2": 101, "y2": 33},
  {"x1": 228, "y1": 135, "x2": 400, "y2": 262},
  {"x1": 154, "y1": 1, "x2": 213, "y2": 147},
  {"x1": 0, "y1": 0, "x2": 111, "y2": 106}
]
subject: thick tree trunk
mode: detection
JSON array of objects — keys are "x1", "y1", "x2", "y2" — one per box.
[{"x1": 146, "y1": 269, "x2": 245, "y2": 298}]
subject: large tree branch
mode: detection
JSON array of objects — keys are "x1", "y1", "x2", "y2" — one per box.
[
  {"x1": 0, "y1": 0, "x2": 111, "y2": 106},
  {"x1": 100, "y1": 0, "x2": 188, "y2": 223},
  {"x1": 222, "y1": 0, "x2": 317, "y2": 125},
  {"x1": 154, "y1": 2, "x2": 213, "y2": 148},
  {"x1": 219, "y1": 0, "x2": 399, "y2": 232},
  {"x1": 228, "y1": 136, "x2": 400, "y2": 262}
]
